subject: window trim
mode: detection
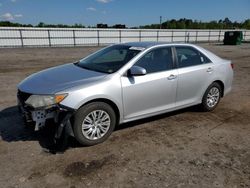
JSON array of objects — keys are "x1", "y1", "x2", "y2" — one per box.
[
  {"x1": 174, "y1": 46, "x2": 213, "y2": 69},
  {"x1": 129, "y1": 46, "x2": 176, "y2": 75}
]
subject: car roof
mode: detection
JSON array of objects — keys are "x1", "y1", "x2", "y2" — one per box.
[
  {"x1": 122, "y1": 42, "x2": 166, "y2": 48},
  {"x1": 119, "y1": 42, "x2": 222, "y2": 63},
  {"x1": 121, "y1": 41, "x2": 196, "y2": 49}
]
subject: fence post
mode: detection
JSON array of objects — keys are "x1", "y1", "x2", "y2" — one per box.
[
  {"x1": 195, "y1": 31, "x2": 198, "y2": 43},
  {"x1": 139, "y1": 30, "x2": 141, "y2": 42},
  {"x1": 19, "y1": 29, "x2": 24, "y2": 47},
  {"x1": 119, "y1": 30, "x2": 121, "y2": 43},
  {"x1": 171, "y1": 30, "x2": 174, "y2": 42},
  {"x1": 208, "y1": 30, "x2": 211, "y2": 43},
  {"x1": 48, "y1": 30, "x2": 51, "y2": 47},
  {"x1": 156, "y1": 30, "x2": 159, "y2": 42},
  {"x1": 218, "y1": 30, "x2": 221, "y2": 42},
  {"x1": 184, "y1": 31, "x2": 187, "y2": 43},
  {"x1": 73, "y1": 30, "x2": 76, "y2": 46},
  {"x1": 97, "y1": 30, "x2": 100, "y2": 46}
]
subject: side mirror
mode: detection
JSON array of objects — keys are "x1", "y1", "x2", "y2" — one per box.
[{"x1": 128, "y1": 66, "x2": 147, "y2": 76}]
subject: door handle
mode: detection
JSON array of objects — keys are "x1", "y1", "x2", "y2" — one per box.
[
  {"x1": 167, "y1": 74, "x2": 177, "y2": 80},
  {"x1": 207, "y1": 67, "x2": 213, "y2": 73}
]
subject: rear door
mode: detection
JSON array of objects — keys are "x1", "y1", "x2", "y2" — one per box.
[{"x1": 174, "y1": 46, "x2": 214, "y2": 107}]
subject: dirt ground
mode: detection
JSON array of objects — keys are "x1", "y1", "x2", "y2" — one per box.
[{"x1": 0, "y1": 43, "x2": 250, "y2": 188}]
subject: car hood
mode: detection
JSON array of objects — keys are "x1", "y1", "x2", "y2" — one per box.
[{"x1": 18, "y1": 63, "x2": 107, "y2": 94}]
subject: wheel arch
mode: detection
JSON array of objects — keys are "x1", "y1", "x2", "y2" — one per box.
[
  {"x1": 212, "y1": 80, "x2": 225, "y2": 97},
  {"x1": 78, "y1": 98, "x2": 121, "y2": 126}
]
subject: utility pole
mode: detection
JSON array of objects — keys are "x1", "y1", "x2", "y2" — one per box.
[{"x1": 160, "y1": 16, "x2": 162, "y2": 29}]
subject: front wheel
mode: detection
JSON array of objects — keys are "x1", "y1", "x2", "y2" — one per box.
[
  {"x1": 201, "y1": 82, "x2": 222, "y2": 112},
  {"x1": 73, "y1": 102, "x2": 116, "y2": 146}
]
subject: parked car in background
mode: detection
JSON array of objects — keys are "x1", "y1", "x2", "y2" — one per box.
[{"x1": 17, "y1": 42, "x2": 234, "y2": 146}]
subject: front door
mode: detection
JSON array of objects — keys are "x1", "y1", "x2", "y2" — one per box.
[{"x1": 121, "y1": 47, "x2": 178, "y2": 120}]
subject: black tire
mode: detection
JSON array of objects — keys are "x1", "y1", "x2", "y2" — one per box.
[
  {"x1": 201, "y1": 82, "x2": 222, "y2": 112},
  {"x1": 73, "y1": 102, "x2": 116, "y2": 146}
]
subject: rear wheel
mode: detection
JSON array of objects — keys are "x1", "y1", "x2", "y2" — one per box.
[
  {"x1": 73, "y1": 102, "x2": 116, "y2": 146},
  {"x1": 201, "y1": 82, "x2": 222, "y2": 111}
]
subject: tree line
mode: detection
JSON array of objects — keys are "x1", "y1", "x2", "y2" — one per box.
[
  {"x1": 139, "y1": 18, "x2": 250, "y2": 29},
  {"x1": 0, "y1": 21, "x2": 85, "y2": 28},
  {"x1": 0, "y1": 18, "x2": 250, "y2": 29}
]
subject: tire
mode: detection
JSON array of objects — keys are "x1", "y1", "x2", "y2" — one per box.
[
  {"x1": 201, "y1": 82, "x2": 222, "y2": 112},
  {"x1": 73, "y1": 102, "x2": 116, "y2": 146}
]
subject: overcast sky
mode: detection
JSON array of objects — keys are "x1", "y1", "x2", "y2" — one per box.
[{"x1": 0, "y1": 0, "x2": 249, "y2": 26}]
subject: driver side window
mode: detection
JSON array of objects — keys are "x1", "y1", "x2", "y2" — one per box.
[{"x1": 134, "y1": 47, "x2": 174, "y2": 74}]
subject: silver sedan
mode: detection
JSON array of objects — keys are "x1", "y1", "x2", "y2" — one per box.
[{"x1": 17, "y1": 42, "x2": 234, "y2": 146}]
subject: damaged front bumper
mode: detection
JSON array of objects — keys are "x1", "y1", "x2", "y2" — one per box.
[{"x1": 17, "y1": 90, "x2": 75, "y2": 138}]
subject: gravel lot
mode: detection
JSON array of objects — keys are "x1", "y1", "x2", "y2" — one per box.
[{"x1": 0, "y1": 44, "x2": 250, "y2": 188}]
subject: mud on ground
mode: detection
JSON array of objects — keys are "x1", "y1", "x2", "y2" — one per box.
[{"x1": 0, "y1": 44, "x2": 250, "y2": 188}]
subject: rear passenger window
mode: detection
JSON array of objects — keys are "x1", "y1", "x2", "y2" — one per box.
[
  {"x1": 134, "y1": 47, "x2": 173, "y2": 74},
  {"x1": 176, "y1": 47, "x2": 211, "y2": 68}
]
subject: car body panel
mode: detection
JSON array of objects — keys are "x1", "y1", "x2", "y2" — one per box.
[
  {"x1": 59, "y1": 74, "x2": 124, "y2": 118},
  {"x1": 121, "y1": 69, "x2": 178, "y2": 120},
  {"x1": 213, "y1": 59, "x2": 233, "y2": 95},
  {"x1": 175, "y1": 63, "x2": 215, "y2": 106},
  {"x1": 18, "y1": 63, "x2": 107, "y2": 94}
]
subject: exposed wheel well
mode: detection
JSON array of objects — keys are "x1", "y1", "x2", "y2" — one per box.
[
  {"x1": 81, "y1": 98, "x2": 120, "y2": 126},
  {"x1": 213, "y1": 80, "x2": 224, "y2": 97}
]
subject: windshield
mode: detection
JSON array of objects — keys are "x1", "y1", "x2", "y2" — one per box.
[{"x1": 76, "y1": 45, "x2": 142, "y2": 74}]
